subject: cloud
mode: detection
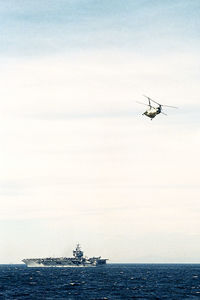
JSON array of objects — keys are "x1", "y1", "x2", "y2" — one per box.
[
  {"x1": 0, "y1": 1, "x2": 200, "y2": 263},
  {"x1": 0, "y1": 0, "x2": 200, "y2": 57},
  {"x1": 0, "y1": 51, "x2": 199, "y2": 123}
]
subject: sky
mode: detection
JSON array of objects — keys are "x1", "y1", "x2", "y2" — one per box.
[{"x1": 0, "y1": 0, "x2": 200, "y2": 263}]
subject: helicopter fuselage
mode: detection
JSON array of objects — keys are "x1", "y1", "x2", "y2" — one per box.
[{"x1": 143, "y1": 107, "x2": 161, "y2": 119}]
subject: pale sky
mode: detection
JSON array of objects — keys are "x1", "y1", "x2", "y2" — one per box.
[{"x1": 0, "y1": 0, "x2": 200, "y2": 263}]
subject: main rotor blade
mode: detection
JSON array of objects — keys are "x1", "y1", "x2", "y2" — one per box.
[
  {"x1": 143, "y1": 95, "x2": 161, "y2": 106},
  {"x1": 136, "y1": 101, "x2": 150, "y2": 107},
  {"x1": 161, "y1": 104, "x2": 178, "y2": 109},
  {"x1": 143, "y1": 95, "x2": 153, "y2": 101},
  {"x1": 143, "y1": 95, "x2": 152, "y2": 107},
  {"x1": 143, "y1": 95, "x2": 178, "y2": 108},
  {"x1": 161, "y1": 111, "x2": 167, "y2": 116},
  {"x1": 136, "y1": 101, "x2": 158, "y2": 110}
]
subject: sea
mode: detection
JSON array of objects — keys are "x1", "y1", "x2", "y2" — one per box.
[{"x1": 0, "y1": 264, "x2": 200, "y2": 299}]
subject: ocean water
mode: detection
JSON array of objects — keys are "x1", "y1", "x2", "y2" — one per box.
[{"x1": 0, "y1": 264, "x2": 200, "y2": 299}]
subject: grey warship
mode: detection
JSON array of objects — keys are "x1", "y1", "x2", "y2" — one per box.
[{"x1": 22, "y1": 244, "x2": 108, "y2": 267}]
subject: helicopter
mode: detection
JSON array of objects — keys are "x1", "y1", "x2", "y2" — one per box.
[{"x1": 137, "y1": 95, "x2": 177, "y2": 120}]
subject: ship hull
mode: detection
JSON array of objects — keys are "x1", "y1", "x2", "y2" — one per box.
[
  {"x1": 22, "y1": 258, "x2": 107, "y2": 268},
  {"x1": 24, "y1": 263, "x2": 103, "y2": 268},
  {"x1": 22, "y1": 244, "x2": 108, "y2": 268}
]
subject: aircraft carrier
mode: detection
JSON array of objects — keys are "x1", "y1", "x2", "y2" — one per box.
[{"x1": 22, "y1": 244, "x2": 108, "y2": 267}]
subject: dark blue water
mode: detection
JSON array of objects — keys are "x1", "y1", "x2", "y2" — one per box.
[{"x1": 0, "y1": 264, "x2": 200, "y2": 299}]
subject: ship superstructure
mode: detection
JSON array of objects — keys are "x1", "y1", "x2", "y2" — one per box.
[{"x1": 22, "y1": 244, "x2": 108, "y2": 267}]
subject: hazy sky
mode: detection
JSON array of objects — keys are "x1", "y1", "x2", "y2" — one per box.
[{"x1": 0, "y1": 0, "x2": 200, "y2": 263}]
